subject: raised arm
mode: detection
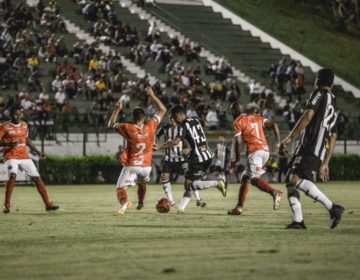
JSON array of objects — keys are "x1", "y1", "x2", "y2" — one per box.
[
  {"x1": 281, "y1": 108, "x2": 315, "y2": 147},
  {"x1": 146, "y1": 87, "x2": 167, "y2": 121},
  {"x1": 107, "y1": 102, "x2": 122, "y2": 129},
  {"x1": 319, "y1": 133, "x2": 337, "y2": 182},
  {"x1": 264, "y1": 119, "x2": 281, "y2": 149}
]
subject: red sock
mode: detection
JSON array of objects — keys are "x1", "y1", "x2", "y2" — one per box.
[
  {"x1": 137, "y1": 183, "x2": 147, "y2": 204},
  {"x1": 252, "y1": 178, "x2": 275, "y2": 195},
  {"x1": 238, "y1": 179, "x2": 249, "y2": 207},
  {"x1": 116, "y1": 188, "x2": 127, "y2": 205},
  {"x1": 4, "y1": 179, "x2": 15, "y2": 208},
  {"x1": 35, "y1": 179, "x2": 51, "y2": 207}
]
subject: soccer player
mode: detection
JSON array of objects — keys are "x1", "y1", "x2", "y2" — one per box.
[
  {"x1": 228, "y1": 102, "x2": 283, "y2": 215},
  {"x1": 108, "y1": 87, "x2": 166, "y2": 216},
  {"x1": 280, "y1": 68, "x2": 344, "y2": 229},
  {"x1": 155, "y1": 105, "x2": 226, "y2": 213},
  {"x1": 0, "y1": 107, "x2": 59, "y2": 213},
  {"x1": 156, "y1": 117, "x2": 206, "y2": 208},
  {"x1": 211, "y1": 135, "x2": 230, "y2": 185}
]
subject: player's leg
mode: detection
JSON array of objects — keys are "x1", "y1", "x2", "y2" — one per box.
[
  {"x1": 189, "y1": 161, "x2": 226, "y2": 197},
  {"x1": 3, "y1": 160, "x2": 18, "y2": 213},
  {"x1": 249, "y1": 151, "x2": 283, "y2": 210},
  {"x1": 227, "y1": 171, "x2": 250, "y2": 215},
  {"x1": 136, "y1": 182, "x2": 146, "y2": 210},
  {"x1": 285, "y1": 173, "x2": 306, "y2": 229},
  {"x1": 177, "y1": 179, "x2": 193, "y2": 213},
  {"x1": 21, "y1": 159, "x2": 59, "y2": 211},
  {"x1": 135, "y1": 166, "x2": 152, "y2": 210},
  {"x1": 160, "y1": 161, "x2": 176, "y2": 206},
  {"x1": 116, "y1": 167, "x2": 135, "y2": 216}
]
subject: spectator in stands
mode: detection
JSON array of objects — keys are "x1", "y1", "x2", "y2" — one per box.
[
  {"x1": 206, "y1": 106, "x2": 219, "y2": 130},
  {"x1": 55, "y1": 89, "x2": 66, "y2": 110},
  {"x1": 51, "y1": 75, "x2": 63, "y2": 92}
]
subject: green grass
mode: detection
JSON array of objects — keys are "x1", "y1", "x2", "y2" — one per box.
[
  {"x1": 215, "y1": 0, "x2": 360, "y2": 88},
  {"x1": 0, "y1": 182, "x2": 359, "y2": 280}
]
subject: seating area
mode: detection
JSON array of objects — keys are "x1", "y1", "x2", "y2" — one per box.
[{"x1": 0, "y1": 0, "x2": 359, "y2": 141}]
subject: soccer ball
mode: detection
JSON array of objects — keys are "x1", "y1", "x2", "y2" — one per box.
[{"x1": 156, "y1": 198, "x2": 171, "y2": 213}]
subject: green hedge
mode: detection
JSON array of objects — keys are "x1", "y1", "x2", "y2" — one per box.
[
  {"x1": 38, "y1": 154, "x2": 360, "y2": 184},
  {"x1": 39, "y1": 156, "x2": 120, "y2": 184},
  {"x1": 329, "y1": 154, "x2": 360, "y2": 180}
]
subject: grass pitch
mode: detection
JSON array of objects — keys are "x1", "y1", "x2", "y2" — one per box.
[{"x1": 0, "y1": 182, "x2": 359, "y2": 280}]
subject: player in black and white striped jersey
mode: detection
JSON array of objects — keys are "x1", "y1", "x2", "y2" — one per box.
[
  {"x1": 156, "y1": 117, "x2": 206, "y2": 207},
  {"x1": 281, "y1": 68, "x2": 344, "y2": 229},
  {"x1": 211, "y1": 135, "x2": 231, "y2": 185},
  {"x1": 155, "y1": 105, "x2": 226, "y2": 213}
]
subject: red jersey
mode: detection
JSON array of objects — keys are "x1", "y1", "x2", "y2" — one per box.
[
  {"x1": 0, "y1": 121, "x2": 30, "y2": 160},
  {"x1": 115, "y1": 116, "x2": 159, "y2": 167},
  {"x1": 233, "y1": 114, "x2": 269, "y2": 155}
]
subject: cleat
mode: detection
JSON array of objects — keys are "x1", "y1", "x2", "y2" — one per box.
[
  {"x1": 285, "y1": 221, "x2": 307, "y2": 229},
  {"x1": 196, "y1": 200, "x2": 206, "y2": 207},
  {"x1": 227, "y1": 207, "x2": 243, "y2": 216},
  {"x1": 217, "y1": 179, "x2": 226, "y2": 197},
  {"x1": 170, "y1": 201, "x2": 176, "y2": 207},
  {"x1": 177, "y1": 209, "x2": 185, "y2": 214},
  {"x1": 329, "y1": 204, "x2": 345, "y2": 229},
  {"x1": 3, "y1": 207, "x2": 10, "y2": 214},
  {"x1": 273, "y1": 190, "x2": 283, "y2": 210},
  {"x1": 116, "y1": 202, "x2": 132, "y2": 216},
  {"x1": 46, "y1": 205, "x2": 59, "y2": 212},
  {"x1": 136, "y1": 203, "x2": 144, "y2": 210}
]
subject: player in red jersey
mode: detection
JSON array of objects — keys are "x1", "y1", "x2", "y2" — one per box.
[
  {"x1": 228, "y1": 102, "x2": 283, "y2": 215},
  {"x1": 108, "y1": 87, "x2": 166, "y2": 216},
  {"x1": 0, "y1": 107, "x2": 59, "y2": 213}
]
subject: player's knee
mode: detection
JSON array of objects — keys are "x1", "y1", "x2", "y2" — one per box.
[
  {"x1": 184, "y1": 190, "x2": 192, "y2": 198},
  {"x1": 8, "y1": 173, "x2": 16, "y2": 180},
  {"x1": 241, "y1": 174, "x2": 250, "y2": 183},
  {"x1": 160, "y1": 173, "x2": 170, "y2": 182}
]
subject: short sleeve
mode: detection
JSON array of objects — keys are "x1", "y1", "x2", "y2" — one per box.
[
  {"x1": 306, "y1": 90, "x2": 324, "y2": 112},
  {"x1": 233, "y1": 119, "x2": 242, "y2": 137},
  {"x1": 0, "y1": 125, "x2": 5, "y2": 139},
  {"x1": 115, "y1": 123, "x2": 128, "y2": 137}
]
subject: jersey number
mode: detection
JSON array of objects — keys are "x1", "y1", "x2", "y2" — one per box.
[
  {"x1": 190, "y1": 125, "x2": 206, "y2": 144},
  {"x1": 135, "y1": 143, "x2": 146, "y2": 156},
  {"x1": 323, "y1": 105, "x2": 337, "y2": 131},
  {"x1": 250, "y1": 123, "x2": 262, "y2": 143}
]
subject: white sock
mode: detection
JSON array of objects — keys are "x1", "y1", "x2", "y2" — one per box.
[
  {"x1": 193, "y1": 190, "x2": 201, "y2": 201},
  {"x1": 288, "y1": 196, "x2": 303, "y2": 223},
  {"x1": 120, "y1": 201, "x2": 129, "y2": 211},
  {"x1": 178, "y1": 191, "x2": 192, "y2": 211},
  {"x1": 296, "y1": 179, "x2": 333, "y2": 210},
  {"x1": 191, "y1": 180, "x2": 218, "y2": 190},
  {"x1": 163, "y1": 181, "x2": 174, "y2": 202}
]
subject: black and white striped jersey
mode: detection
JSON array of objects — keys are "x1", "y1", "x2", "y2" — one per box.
[
  {"x1": 214, "y1": 143, "x2": 230, "y2": 169},
  {"x1": 294, "y1": 89, "x2": 338, "y2": 161},
  {"x1": 157, "y1": 124, "x2": 185, "y2": 162},
  {"x1": 178, "y1": 117, "x2": 212, "y2": 163}
]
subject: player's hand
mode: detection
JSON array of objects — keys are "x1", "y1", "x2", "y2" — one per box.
[
  {"x1": 145, "y1": 87, "x2": 154, "y2": 97},
  {"x1": 280, "y1": 137, "x2": 291, "y2": 152},
  {"x1": 319, "y1": 164, "x2": 329, "y2": 182},
  {"x1": 182, "y1": 148, "x2": 190, "y2": 157},
  {"x1": 153, "y1": 144, "x2": 159, "y2": 151},
  {"x1": 114, "y1": 101, "x2": 123, "y2": 112}
]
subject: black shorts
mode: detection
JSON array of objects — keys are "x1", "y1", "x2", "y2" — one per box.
[
  {"x1": 287, "y1": 153, "x2": 321, "y2": 182},
  {"x1": 185, "y1": 159, "x2": 212, "y2": 181},
  {"x1": 161, "y1": 160, "x2": 187, "y2": 176}
]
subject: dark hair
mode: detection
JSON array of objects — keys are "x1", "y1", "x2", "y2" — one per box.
[
  {"x1": 316, "y1": 68, "x2": 334, "y2": 87},
  {"x1": 132, "y1": 107, "x2": 145, "y2": 122},
  {"x1": 230, "y1": 101, "x2": 243, "y2": 118},
  {"x1": 170, "y1": 105, "x2": 185, "y2": 118},
  {"x1": 9, "y1": 107, "x2": 21, "y2": 117}
]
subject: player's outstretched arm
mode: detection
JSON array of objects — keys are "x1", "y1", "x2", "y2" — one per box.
[
  {"x1": 146, "y1": 87, "x2": 167, "y2": 121},
  {"x1": 281, "y1": 108, "x2": 315, "y2": 148},
  {"x1": 107, "y1": 102, "x2": 123, "y2": 128},
  {"x1": 26, "y1": 138, "x2": 45, "y2": 158},
  {"x1": 319, "y1": 132, "x2": 337, "y2": 182},
  {"x1": 155, "y1": 137, "x2": 181, "y2": 151},
  {"x1": 265, "y1": 120, "x2": 281, "y2": 150}
]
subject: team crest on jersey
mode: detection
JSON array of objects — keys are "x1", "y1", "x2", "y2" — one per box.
[
  {"x1": 8, "y1": 131, "x2": 16, "y2": 135},
  {"x1": 137, "y1": 133, "x2": 148, "y2": 138}
]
